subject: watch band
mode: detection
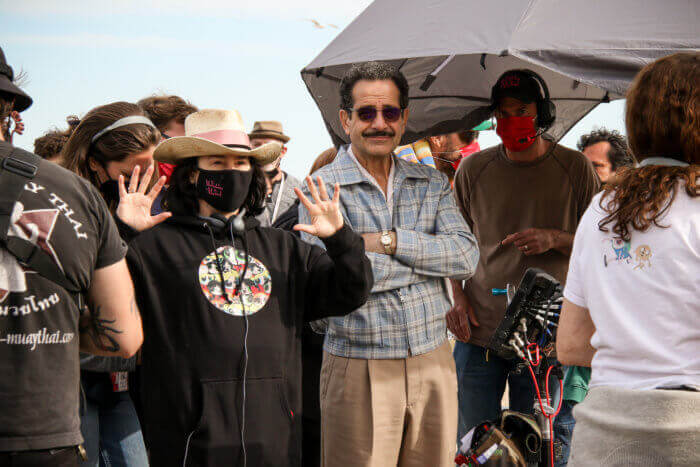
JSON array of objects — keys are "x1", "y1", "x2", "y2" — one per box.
[{"x1": 381, "y1": 230, "x2": 393, "y2": 255}]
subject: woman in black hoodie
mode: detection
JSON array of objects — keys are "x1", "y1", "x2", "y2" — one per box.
[{"x1": 117, "y1": 109, "x2": 372, "y2": 466}]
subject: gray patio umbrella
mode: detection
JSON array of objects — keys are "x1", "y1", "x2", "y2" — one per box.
[{"x1": 301, "y1": 0, "x2": 699, "y2": 146}]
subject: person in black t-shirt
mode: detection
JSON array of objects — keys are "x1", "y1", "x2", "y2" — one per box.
[{"x1": 0, "y1": 46, "x2": 143, "y2": 467}]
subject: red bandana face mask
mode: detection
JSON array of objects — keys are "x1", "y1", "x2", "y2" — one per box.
[
  {"x1": 496, "y1": 116, "x2": 538, "y2": 152},
  {"x1": 453, "y1": 141, "x2": 481, "y2": 170}
]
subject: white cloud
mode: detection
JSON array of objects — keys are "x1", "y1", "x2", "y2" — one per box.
[{"x1": 4, "y1": 0, "x2": 374, "y2": 24}]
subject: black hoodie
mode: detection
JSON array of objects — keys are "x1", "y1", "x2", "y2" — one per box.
[{"x1": 125, "y1": 215, "x2": 372, "y2": 466}]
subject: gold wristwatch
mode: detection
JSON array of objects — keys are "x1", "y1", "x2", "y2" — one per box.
[{"x1": 380, "y1": 230, "x2": 393, "y2": 254}]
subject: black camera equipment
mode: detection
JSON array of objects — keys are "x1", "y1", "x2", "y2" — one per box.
[{"x1": 456, "y1": 268, "x2": 565, "y2": 467}]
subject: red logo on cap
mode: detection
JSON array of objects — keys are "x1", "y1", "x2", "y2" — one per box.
[{"x1": 500, "y1": 75, "x2": 520, "y2": 88}]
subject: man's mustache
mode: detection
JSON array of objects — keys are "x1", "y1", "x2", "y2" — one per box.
[{"x1": 362, "y1": 131, "x2": 395, "y2": 137}]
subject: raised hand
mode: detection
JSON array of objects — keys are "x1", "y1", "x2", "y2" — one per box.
[
  {"x1": 293, "y1": 176, "x2": 344, "y2": 239},
  {"x1": 116, "y1": 164, "x2": 171, "y2": 232},
  {"x1": 8, "y1": 111, "x2": 25, "y2": 143}
]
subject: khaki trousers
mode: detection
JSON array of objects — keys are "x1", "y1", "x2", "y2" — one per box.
[{"x1": 320, "y1": 342, "x2": 457, "y2": 467}]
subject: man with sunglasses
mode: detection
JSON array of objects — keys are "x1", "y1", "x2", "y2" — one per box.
[
  {"x1": 249, "y1": 120, "x2": 302, "y2": 227},
  {"x1": 299, "y1": 61, "x2": 479, "y2": 467}
]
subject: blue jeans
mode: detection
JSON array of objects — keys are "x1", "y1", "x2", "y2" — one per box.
[
  {"x1": 553, "y1": 399, "x2": 576, "y2": 466},
  {"x1": 80, "y1": 372, "x2": 148, "y2": 467},
  {"x1": 454, "y1": 341, "x2": 560, "y2": 442}
]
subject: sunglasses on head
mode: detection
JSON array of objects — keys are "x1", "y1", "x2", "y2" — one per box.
[{"x1": 348, "y1": 105, "x2": 403, "y2": 123}]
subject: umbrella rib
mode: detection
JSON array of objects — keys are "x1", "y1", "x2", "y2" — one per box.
[
  {"x1": 408, "y1": 95, "x2": 608, "y2": 103},
  {"x1": 409, "y1": 95, "x2": 492, "y2": 103},
  {"x1": 301, "y1": 69, "x2": 342, "y2": 82}
]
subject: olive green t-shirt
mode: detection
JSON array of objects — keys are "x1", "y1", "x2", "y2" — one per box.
[{"x1": 453, "y1": 141, "x2": 599, "y2": 348}]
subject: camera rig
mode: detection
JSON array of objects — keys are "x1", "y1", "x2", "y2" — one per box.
[
  {"x1": 456, "y1": 268, "x2": 565, "y2": 467},
  {"x1": 487, "y1": 268, "x2": 563, "y2": 365}
]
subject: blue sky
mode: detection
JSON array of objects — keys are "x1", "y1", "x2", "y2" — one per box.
[{"x1": 2, "y1": 0, "x2": 626, "y2": 179}]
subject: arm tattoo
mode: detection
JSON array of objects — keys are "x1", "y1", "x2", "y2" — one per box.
[{"x1": 79, "y1": 304, "x2": 123, "y2": 353}]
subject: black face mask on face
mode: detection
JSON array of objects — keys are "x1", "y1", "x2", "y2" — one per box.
[
  {"x1": 99, "y1": 179, "x2": 121, "y2": 205},
  {"x1": 196, "y1": 168, "x2": 253, "y2": 213}
]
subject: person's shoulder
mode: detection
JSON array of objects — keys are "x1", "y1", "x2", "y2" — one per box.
[
  {"x1": 284, "y1": 172, "x2": 303, "y2": 188},
  {"x1": 128, "y1": 218, "x2": 182, "y2": 249},
  {"x1": 6, "y1": 145, "x2": 92, "y2": 192},
  {"x1": 578, "y1": 190, "x2": 608, "y2": 223},
  {"x1": 551, "y1": 143, "x2": 591, "y2": 171},
  {"x1": 24, "y1": 152, "x2": 108, "y2": 212},
  {"x1": 462, "y1": 145, "x2": 500, "y2": 168},
  {"x1": 310, "y1": 158, "x2": 341, "y2": 182},
  {"x1": 395, "y1": 155, "x2": 438, "y2": 179},
  {"x1": 456, "y1": 145, "x2": 501, "y2": 183},
  {"x1": 255, "y1": 224, "x2": 309, "y2": 253}
]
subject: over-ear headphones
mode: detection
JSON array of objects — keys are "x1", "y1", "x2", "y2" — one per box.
[
  {"x1": 207, "y1": 213, "x2": 228, "y2": 229},
  {"x1": 199, "y1": 209, "x2": 247, "y2": 235},
  {"x1": 491, "y1": 69, "x2": 556, "y2": 131}
]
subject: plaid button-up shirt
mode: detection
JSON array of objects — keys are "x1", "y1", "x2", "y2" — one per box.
[{"x1": 299, "y1": 145, "x2": 479, "y2": 359}]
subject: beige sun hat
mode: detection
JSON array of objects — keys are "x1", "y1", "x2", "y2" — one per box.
[
  {"x1": 153, "y1": 109, "x2": 282, "y2": 165},
  {"x1": 249, "y1": 120, "x2": 290, "y2": 143}
]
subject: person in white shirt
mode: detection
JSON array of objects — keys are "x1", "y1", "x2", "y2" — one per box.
[{"x1": 557, "y1": 52, "x2": 699, "y2": 466}]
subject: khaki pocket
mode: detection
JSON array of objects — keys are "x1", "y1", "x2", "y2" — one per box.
[{"x1": 320, "y1": 352, "x2": 336, "y2": 402}]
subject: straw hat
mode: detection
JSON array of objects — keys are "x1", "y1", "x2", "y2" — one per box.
[
  {"x1": 249, "y1": 120, "x2": 290, "y2": 143},
  {"x1": 153, "y1": 109, "x2": 282, "y2": 165}
]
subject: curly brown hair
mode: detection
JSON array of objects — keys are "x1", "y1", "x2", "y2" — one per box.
[
  {"x1": 577, "y1": 128, "x2": 636, "y2": 171},
  {"x1": 599, "y1": 165, "x2": 698, "y2": 241},
  {"x1": 34, "y1": 116, "x2": 80, "y2": 160},
  {"x1": 598, "y1": 52, "x2": 699, "y2": 242},
  {"x1": 137, "y1": 95, "x2": 197, "y2": 132}
]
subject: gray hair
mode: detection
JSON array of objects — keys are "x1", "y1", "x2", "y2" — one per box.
[{"x1": 339, "y1": 62, "x2": 409, "y2": 111}]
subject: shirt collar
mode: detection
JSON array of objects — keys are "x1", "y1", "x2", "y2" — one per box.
[
  {"x1": 330, "y1": 144, "x2": 431, "y2": 186},
  {"x1": 347, "y1": 145, "x2": 395, "y2": 187}
]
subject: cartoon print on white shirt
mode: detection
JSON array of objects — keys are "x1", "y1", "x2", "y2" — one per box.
[
  {"x1": 633, "y1": 245, "x2": 652, "y2": 270},
  {"x1": 603, "y1": 237, "x2": 653, "y2": 271}
]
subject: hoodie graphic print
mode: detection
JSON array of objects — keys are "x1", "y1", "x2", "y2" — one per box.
[{"x1": 198, "y1": 246, "x2": 272, "y2": 315}]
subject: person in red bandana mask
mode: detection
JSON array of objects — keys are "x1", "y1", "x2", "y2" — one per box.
[
  {"x1": 429, "y1": 130, "x2": 481, "y2": 184},
  {"x1": 137, "y1": 95, "x2": 198, "y2": 184},
  {"x1": 448, "y1": 69, "x2": 600, "y2": 448},
  {"x1": 396, "y1": 130, "x2": 482, "y2": 186}
]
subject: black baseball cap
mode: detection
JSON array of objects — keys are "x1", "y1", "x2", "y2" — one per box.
[
  {"x1": 0, "y1": 47, "x2": 33, "y2": 112},
  {"x1": 491, "y1": 70, "x2": 543, "y2": 107}
]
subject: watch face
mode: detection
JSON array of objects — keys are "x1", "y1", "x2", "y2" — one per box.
[{"x1": 381, "y1": 234, "x2": 391, "y2": 245}]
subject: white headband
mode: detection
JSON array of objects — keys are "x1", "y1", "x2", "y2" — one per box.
[{"x1": 91, "y1": 115, "x2": 156, "y2": 143}]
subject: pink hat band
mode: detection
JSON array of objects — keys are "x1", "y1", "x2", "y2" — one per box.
[{"x1": 191, "y1": 129, "x2": 251, "y2": 149}]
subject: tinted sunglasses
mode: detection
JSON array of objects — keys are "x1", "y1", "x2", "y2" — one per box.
[{"x1": 348, "y1": 105, "x2": 403, "y2": 123}]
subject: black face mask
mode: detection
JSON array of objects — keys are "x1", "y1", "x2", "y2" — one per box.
[
  {"x1": 196, "y1": 168, "x2": 253, "y2": 213},
  {"x1": 99, "y1": 179, "x2": 120, "y2": 206}
]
